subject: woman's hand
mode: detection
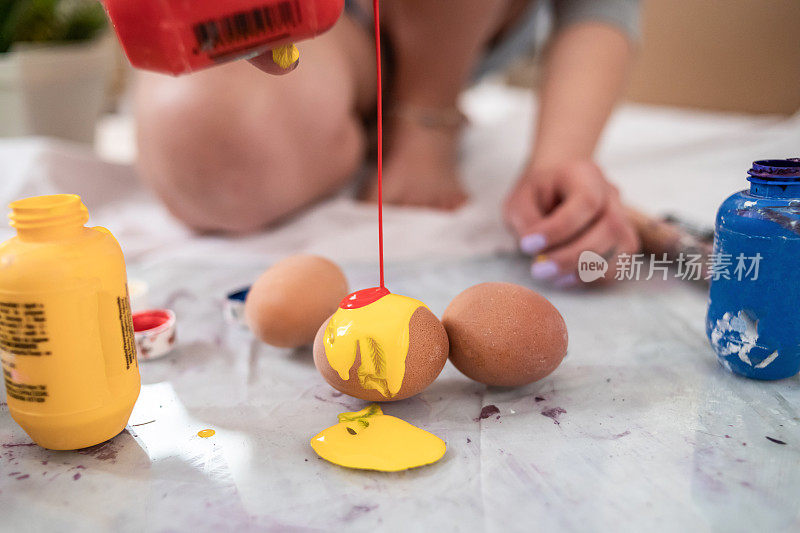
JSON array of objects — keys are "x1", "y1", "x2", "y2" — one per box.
[{"x1": 503, "y1": 160, "x2": 639, "y2": 287}]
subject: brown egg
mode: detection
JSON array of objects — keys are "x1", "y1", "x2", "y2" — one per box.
[
  {"x1": 245, "y1": 255, "x2": 348, "y2": 348},
  {"x1": 442, "y1": 282, "x2": 568, "y2": 387},
  {"x1": 313, "y1": 305, "x2": 449, "y2": 401}
]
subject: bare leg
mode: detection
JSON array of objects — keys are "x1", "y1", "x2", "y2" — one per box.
[
  {"x1": 362, "y1": 0, "x2": 512, "y2": 209},
  {"x1": 134, "y1": 16, "x2": 375, "y2": 233}
]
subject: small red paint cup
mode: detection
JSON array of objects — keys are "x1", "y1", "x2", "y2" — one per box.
[{"x1": 132, "y1": 309, "x2": 177, "y2": 361}]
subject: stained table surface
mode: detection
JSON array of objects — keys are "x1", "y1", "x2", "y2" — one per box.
[
  {"x1": 1, "y1": 255, "x2": 798, "y2": 532},
  {"x1": 2, "y1": 80, "x2": 800, "y2": 532}
]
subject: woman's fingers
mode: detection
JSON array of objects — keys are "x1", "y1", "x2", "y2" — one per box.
[
  {"x1": 525, "y1": 180, "x2": 606, "y2": 253},
  {"x1": 532, "y1": 195, "x2": 640, "y2": 286},
  {"x1": 527, "y1": 165, "x2": 615, "y2": 254},
  {"x1": 503, "y1": 180, "x2": 545, "y2": 252},
  {"x1": 507, "y1": 160, "x2": 641, "y2": 287}
]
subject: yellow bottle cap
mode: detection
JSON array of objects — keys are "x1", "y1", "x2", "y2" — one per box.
[{"x1": 9, "y1": 194, "x2": 88, "y2": 230}]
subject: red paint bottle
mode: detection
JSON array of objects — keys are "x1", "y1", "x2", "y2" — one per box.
[{"x1": 102, "y1": 0, "x2": 345, "y2": 75}]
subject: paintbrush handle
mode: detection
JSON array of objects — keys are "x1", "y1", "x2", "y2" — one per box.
[{"x1": 625, "y1": 206, "x2": 715, "y2": 283}]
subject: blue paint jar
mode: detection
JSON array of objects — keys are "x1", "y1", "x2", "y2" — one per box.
[{"x1": 706, "y1": 158, "x2": 800, "y2": 380}]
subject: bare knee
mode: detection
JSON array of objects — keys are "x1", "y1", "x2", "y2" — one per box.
[{"x1": 134, "y1": 65, "x2": 364, "y2": 233}]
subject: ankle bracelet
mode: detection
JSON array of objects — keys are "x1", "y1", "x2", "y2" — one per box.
[{"x1": 389, "y1": 104, "x2": 468, "y2": 131}]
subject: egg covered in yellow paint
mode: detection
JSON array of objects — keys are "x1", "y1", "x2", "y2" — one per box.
[
  {"x1": 310, "y1": 404, "x2": 446, "y2": 471},
  {"x1": 313, "y1": 291, "x2": 448, "y2": 401}
]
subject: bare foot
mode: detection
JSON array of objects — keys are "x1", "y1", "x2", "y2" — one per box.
[{"x1": 361, "y1": 118, "x2": 468, "y2": 210}]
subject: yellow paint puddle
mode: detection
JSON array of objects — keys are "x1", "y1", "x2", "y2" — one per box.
[{"x1": 310, "y1": 404, "x2": 445, "y2": 472}]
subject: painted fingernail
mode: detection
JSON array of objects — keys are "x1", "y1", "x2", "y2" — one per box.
[
  {"x1": 272, "y1": 44, "x2": 300, "y2": 70},
  {"x1": 531, "y1": 260, "x2": 559, "y2": 280},
  {"x1": 553, "y1": 273, "x2": 579, "y2": 288},
  {"x1": 520, "y1": 234, "x2": 546, "y2": 255}
]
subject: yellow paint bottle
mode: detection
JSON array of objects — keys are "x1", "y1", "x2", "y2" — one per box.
[{"x1": 0, "y1": 195, "x2": 140, "y2": 450}]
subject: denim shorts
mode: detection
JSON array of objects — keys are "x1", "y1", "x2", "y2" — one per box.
[{"x1": 344, "y1": 0, "x2": 543, "y2": 80}]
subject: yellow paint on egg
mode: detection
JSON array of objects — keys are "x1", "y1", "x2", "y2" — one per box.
[
  {"x1": 197, "y1": 429, "x2": 215, "y2": 438},
  {"x1": 272, "y1": 44, "x2": 299, "y2": 69},
  {"x1": 310, "y1": 404, "x2": 446, "y2": 472},
  {"x1": 323, "y1": 294, "x2": 425, "y2": 398}
]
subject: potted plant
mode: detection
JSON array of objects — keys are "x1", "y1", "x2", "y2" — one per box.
[{"x1": 0, "y1": 0, "x2": 114, "y2": 142}]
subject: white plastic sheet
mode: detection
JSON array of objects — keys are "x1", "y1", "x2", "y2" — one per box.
[{"x1": 1, "y1": 80, "x2": 799, "y2": 532}]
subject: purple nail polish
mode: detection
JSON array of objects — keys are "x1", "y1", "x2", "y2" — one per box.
[
  {"x1": 531, "y1": 260, "x2": 559, "y2": 280},
  {"x1": 553, "y1": 273, "x2": 579, "y2": 288},
  {"x1": 520, "y1": 234, "x2": 546, "y2": 255}
]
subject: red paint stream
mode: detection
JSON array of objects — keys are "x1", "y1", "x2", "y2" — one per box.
[
  {"x1": 373, "y1": 0, "x2": 385, "y2": 291},
  {"x1": 339, "y1": 0, "x2": 388, "y2": 311}
]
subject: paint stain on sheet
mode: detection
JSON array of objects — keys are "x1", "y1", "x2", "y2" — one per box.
[
  {"x1": 541, "y1": 407, "x2": 566, "y2": 425},
  {"x1": 475, "y1": 405, "x2": 500, "y2": 421},
  {"x1": 77, "y1": 441, "x2": 118, "y2": 462}
]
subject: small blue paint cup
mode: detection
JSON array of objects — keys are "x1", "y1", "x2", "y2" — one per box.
[
  {"x1": 706, "y1": 159, "x2": 800, "y2": 380},
  {"x1": 223, "y1": 286, "x2": 251, "y2": 327}
]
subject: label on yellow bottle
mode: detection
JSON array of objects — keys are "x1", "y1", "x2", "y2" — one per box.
[
  {"x1": 0, "y1": 300, "x2": 51, "y2": 403},
  {"x1": 0, "y1": 284, "x2": 133, "y2": 416},
  {"x1": 116, "y1": 288, "x2": 136, "y2": 370},
  {"x1": 0, "y1": 301, "x2": 49, "y2": 356}
]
